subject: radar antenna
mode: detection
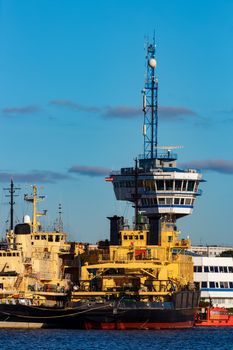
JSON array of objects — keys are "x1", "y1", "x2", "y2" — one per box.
[{"x1": 142, "y1": 35, "x2": 158, "y2": 159}]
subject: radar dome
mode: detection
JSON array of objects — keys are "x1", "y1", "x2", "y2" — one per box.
[
  {"x1": 23, "y1": 215, "x2": 31, "y2": 224},
  {"x1": 148, "y1": 58, "x2": 157, "y2": 69}
]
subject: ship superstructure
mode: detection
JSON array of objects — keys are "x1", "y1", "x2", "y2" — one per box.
[{"x1": 0, "y1": 183, "x2": 80, "y2": 306}]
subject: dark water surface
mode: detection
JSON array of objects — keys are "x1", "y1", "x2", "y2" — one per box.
[{"x1": 0, "y1": 328, "x2": 232, "y2": 350}]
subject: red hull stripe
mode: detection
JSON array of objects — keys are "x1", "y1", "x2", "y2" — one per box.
[
  {"x1": 196, "y1": 321, "x2": 233, "y2": 327},
  {"x1": 85, "y1": 321, "x2": 194, "y2": 330}
]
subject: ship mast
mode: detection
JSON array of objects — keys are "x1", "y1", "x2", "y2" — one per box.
[
  {"x1": 134, "y1": 158, "x2": 139, "y2": 229},
  {"x1": 24, "y1": 185, "x2": 47, "y2": 233},
  {"x1": 4, "y1": 179, "x2": 20, "y2": 232},
  {"x1": 142, "y1": 35, "x2": 158, "y2": 160}
]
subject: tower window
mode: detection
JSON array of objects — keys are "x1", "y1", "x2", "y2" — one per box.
[
  {"x1": 165, "y1": 180, "x2": 173, "y2": 191},
  {"x1": 156, "y1": 180, "x2": 164, "y2": 191},
  {"x1": 158, "y1": 198, "x2": 165, "y2": 205},
  {"x1": 166, "y1": 198, "x2": 173, "y2": 205},
  {"x1": 175, "y1": 180, "x2": 182, "y2": 191},
  {"x1": 187, "y1": 181, "x2": 195, "y2": 191},
  {"x1": 182, "y1": 180, "x2": 187, "y2": 191}
]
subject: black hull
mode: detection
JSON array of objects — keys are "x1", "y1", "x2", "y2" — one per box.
[{"x1": 0, "y1": 291, "x2": 199, "y2": 329}]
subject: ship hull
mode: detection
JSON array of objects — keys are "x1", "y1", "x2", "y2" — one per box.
[
  {"x1": 0, "y1": 291, "x2": 199, "y2": 329},
  {"x1": 0, "y1": 305, "x2": 195, "y2": 329}
]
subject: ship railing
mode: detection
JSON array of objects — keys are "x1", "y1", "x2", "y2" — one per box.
[
  {"x1": 103, "y1": 254, "x2": 159, "y2": 263},
  {"x1": 110, "y1": 170, "x2": 121, "y2": 175},
  {"x1": 138, "y1": 151, "x2": 177, "y2": 160},
  {"x1": 28, "y1": 284, "x2": 67, "y2": 293},
  {"x1": 173, "y1": 239, "x2": 190, "y2": 248}
]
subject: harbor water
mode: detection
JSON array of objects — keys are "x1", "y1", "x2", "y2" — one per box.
[{"x1": 0, "y1": 328, "x2": 232, "y2": 350}]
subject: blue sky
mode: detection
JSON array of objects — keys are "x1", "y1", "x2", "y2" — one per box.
[{"x1": 0, "y1": 0, "x2": 233, "y2": 244}]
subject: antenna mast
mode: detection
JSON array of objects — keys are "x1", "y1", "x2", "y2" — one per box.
[
  {"x1": 142, "y1": 35, "x2": 158, "y2": 159},
  {"x1": 4, "y1": 179, "x2": 20, "y2": 231},
  {"x1": 56, "y1": 203, "x2": 63, "y2": 232}
]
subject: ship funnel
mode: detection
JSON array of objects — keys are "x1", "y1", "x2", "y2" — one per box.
[{"x1": 107, "y1": 215, "x2": 123, "y2": 245}]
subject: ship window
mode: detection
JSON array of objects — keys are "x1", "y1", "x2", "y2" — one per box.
[
  {"x1": 48, "y1": 235, "x2": 53, "y2": 242},
  {"x1": 156, "y1": 180, "x2": 164, "y2": 191},
  {"x1": 209, "y1": 282, "x2": 215, "y2": 288},
  {"x1": 123, "y1": 235, "x2": 127, "y2": 240},
  {"x1": 201, "y1": 281, "x2": 207, "y2": 288},
  {"x1": 220, "y1": 282, "x2": 228, "y2": 288},
  {"x1": 158, "y1": 198, "x2": 165, "y2": 205},
  {"x1": 224, "y1": 266, "x2": 228, "y2": 273},
  {"x1": 134, "y1": 235, "x2": 138, "y2": 240},
  {"x1": 182, "y1": 180, "x2": 187, "y2": 191},
  {"x1": 180, "y1": 198, "x2": 184, "y2": 205},
  {"x1": 165, "y1": 180, "x2": 173, "y2": 191},
  {"x1": 35, "y1": 235, "x2": 40, "y2": 240},
  {"x1": 187, "y1": 181, "x2": 195, "y2": 191},
  {"x1": 41, "y1": 235, "x2": 46, "y2": 240},
  {"x1": 219, "y1": 266, "x2": 224, "y2": 273},
  {"x1": 215, "y1": 282, "x2": 219, "y2": 288},
  {"x1": 185, "y1": 198, "x2": 191, "y2": 205},
  {"x1": 194, "y1": 266, "x2": 202, "y2": 272},
  {"x1": 174, "y1": 198, "x2": 180, "y2": 205},
  {"x1": 214, "y1": 266, "x2": 219, "y2": 273},
  {"x1": 7, "y1": 253, "x2": 11, "y2": 256},
  {"x1": 209, "y1": 266, "x2": 214, "y2": 272},
  {"x1": 194, "y1": 181, "x2": 199, "y2": 192},
  {"x1": 17, "y1": 253, "x2": 19, "y2": 256},
  {"x1": 140, "y1": 235, "x2": 144, "y2": 240},
  {"x1": 175, "y1": 180, "x2": 182, "y2": 191},
  {"x1": 150, "y1": 181, "x2": 156, "y2": 191},
  {"x1": 129, "y1": 235, "x2": 133, "y2": 240},
  {"x1": 60, "y1": 236, "x2": 64, "y2": 240},
  {"x1": 229, "y1": 267, "x2": 233, "y2": 273},
  {"x1": 230, "y1": 282, "x2": 233, "y2": 288},
  {"x1": 55, "y1": 235, "x2": 60, "y2": 242},
  {"x1": 204, "y1": 266, "x2": 209, "y2": 273},
  {"x1": 168, "y1": 236, "x2": 172, "y2": 242},
  {"x1": 166, "y1": 198, "x2": 173, "y2": 205},
  {"x1": 3, "y1": 253, "x2": 6, "y2": 257},
  {"x1": 0, "y1": 253, "x2": 1, "y2": 257}
]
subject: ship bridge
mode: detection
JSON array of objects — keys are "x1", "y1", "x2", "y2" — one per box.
[{"x1": 109, "y1": 154, "x2": 202, "y2": 219}]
